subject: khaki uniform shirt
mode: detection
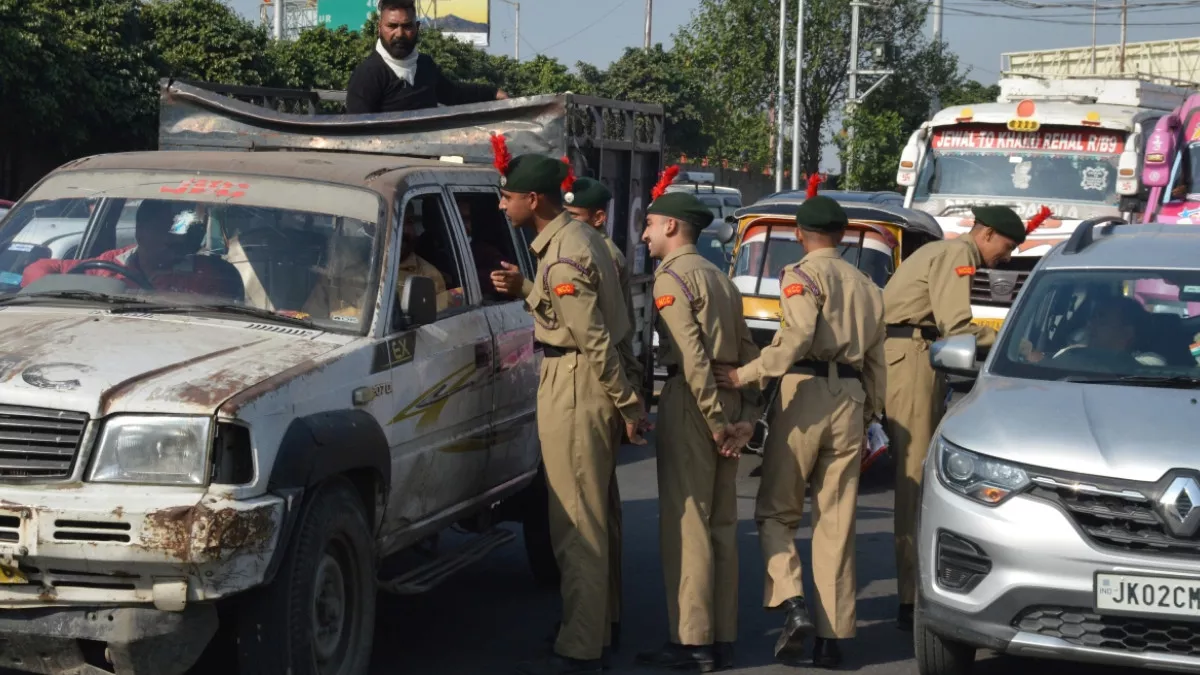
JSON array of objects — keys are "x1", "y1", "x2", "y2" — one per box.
[
  {"x1": 524, "y1": 212, "x2": 641, "y2": 424},
  {"x1": 737, "y1": 247, "x2": 887, "y2": 423},
  {"x1": 654, "y1": 244, "x2": 764, "y2": 435},
  {"x1": 882, "y1": 237, "x2": 996, "y2": 349},
  {"x1": 600, "y1": 235, "x2": 644, "y2": 389}
]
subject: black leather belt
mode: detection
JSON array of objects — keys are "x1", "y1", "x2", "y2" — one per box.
[
  {"x1": 536, "y1": 342, "x2": 577, "y2": 358},
  {"x1": 789, "y1": 359, "x2": 861, "y2": 380},
  {"x1": 886, "y1": 324, "x2": 939, "y2": 341},
  {"x1": 665, "y1": 362, "x2": 737, "y2": 379}
]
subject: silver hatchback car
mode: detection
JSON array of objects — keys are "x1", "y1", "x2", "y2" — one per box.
[{"x1": 916, "y1": 219, "x2": 1200, "y2": 674}]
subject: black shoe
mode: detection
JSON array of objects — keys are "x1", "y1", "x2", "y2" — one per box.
[
  {"x1": 635, "y1": 642, "x2": 716, "y2": 672},
  {"x1": 714, "y1": 642, "x2": 735, "y2": 671},
  {"x1": 897, "y1": 603, "x2": 914, "y2": 632},
  {"x1": 812, "y1": 638, "x2": 843, "y2": 669},
  {"x1": 774, "y1": 596, "x2": 815, "y2": 662},
  {"x1": 516, "y1": 654, "x2": 604, "y2": 675}
]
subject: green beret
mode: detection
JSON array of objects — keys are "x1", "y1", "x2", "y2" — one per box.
[
  {"x1": 794, "y1": 195, "x2": 848, "y2": 233},
  {"x1": 500, "y1": 154, "x2": 568, "y2": 195},
  {"x1": 971, "y1": 205, "x2": 1026, "y2": 244},
  {"x1": 567, "y1": 177, "x2": 611, "y2": 209},
  {"x1": 647, "y1": 192, "x2": 715, "y2": 229}
]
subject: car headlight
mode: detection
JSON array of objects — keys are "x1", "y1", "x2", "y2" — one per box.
[
  {"x1": 935, "y1": 437, "x2": 1030, "y2": 506},
  {"x1": 88, "y1": 416, "x2": 212, "y2": 485}
]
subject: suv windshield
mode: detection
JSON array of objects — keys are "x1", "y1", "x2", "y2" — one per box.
[
  {"x1": 993, "y1": 268, "x2": 1200, "y2": 382},
  {"x1": 0, "y1": 169, "x2": 384, "y2": 333}
]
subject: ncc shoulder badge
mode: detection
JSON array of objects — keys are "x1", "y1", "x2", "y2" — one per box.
[
  {"x1": 554, "y1": 283, "x2": 577, "y2": 297},
  {"x1": 655, "y1": 295, "x2": 676, "y2": 310},
  {"x1": 955, "y1": 266, "x2": 976, "y2": 277},
  {"x1": 783, "y1": 283, "x2": 805, "y2": 298}
]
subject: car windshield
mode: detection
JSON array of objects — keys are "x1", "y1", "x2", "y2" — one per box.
[
  {"x1": 993, "y1": 268, "x2": 1200, "y2": 382},
  {"x1": 0, "y1": 169, "x2": 384, "y2": 333},
  {"x1": 697, "y1": 194, "x2": 743, "y2": 220},
  {"x1": 731, "y1": 222, "x2": 895, "y2": 297},
  {"x1": 913, "y1": 124, "x2": 1124, "y2": 206},
  {"x1": 695, "y1": 232, "x2": 731, "y2": 269}
]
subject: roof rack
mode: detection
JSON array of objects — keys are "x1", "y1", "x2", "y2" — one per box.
[{"x1": 1062, "y1": 216, "x2": 1128, "y2": 254}]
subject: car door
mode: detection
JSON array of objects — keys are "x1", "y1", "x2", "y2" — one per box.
[
  {"x1": 446, "y1": 182, "x2": 540, "y2": 491},
  {"x1": 378, "y1": 182, "x2": 495, "y2": 533}
]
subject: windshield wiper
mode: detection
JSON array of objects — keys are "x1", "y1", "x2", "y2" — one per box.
[
  {"x1": 1063, "y1": 374, "x2": 1200, "y2": 389},
  {"x1": 0, "y1": 290, "x2": 149, "y2": 306},
  {"x1": 110, "y1": 302, "x2": 315, "y2": 328}
]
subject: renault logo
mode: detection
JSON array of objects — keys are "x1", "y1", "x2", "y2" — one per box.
[{"x1": 1158, "y1": 477, "x2": 1200, "y2": 537}]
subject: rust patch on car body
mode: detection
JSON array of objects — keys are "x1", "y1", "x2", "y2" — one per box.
[{"x1": 143, "y1": 502, "x2": 275, "y2": 560}]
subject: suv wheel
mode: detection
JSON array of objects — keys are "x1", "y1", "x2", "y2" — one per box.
[
  {"x1": 914, "y1": 603, "x2": 976, "y2": 675},
  {"x1": 521, "y1": 464, "x2": 560, "y2": 588},
  {"x1": 237, "y1": 478, "x2": 376, "y2": 675}
]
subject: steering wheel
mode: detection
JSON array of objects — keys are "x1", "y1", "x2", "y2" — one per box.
[{"x1": 67, "y1": 260, "x2": 155, "y2": 290}]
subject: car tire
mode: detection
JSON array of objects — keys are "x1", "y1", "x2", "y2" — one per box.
[
  {"x1": 522, "y1": 464, "x2": 561, "y2": 589},
  {"x1": 914, "y1": 603, "x2": 976, "y2": 675},
  {"x1": 236, "y1": 477, "x2": 376, "y2": 675}
]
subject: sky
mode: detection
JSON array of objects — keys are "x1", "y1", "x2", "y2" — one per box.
[{"x1": 230, "y1": 0, "x2": 1200, "y2": 169}]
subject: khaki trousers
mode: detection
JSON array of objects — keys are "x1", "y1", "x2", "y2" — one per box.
[
  {"x1": 539, "y1": 353, "x2": 622, "y2": 661},
  {"x1": 884, "y1": 335, "x2": 946, "y2": 606},
  {"x1": 655, "y1": 376, "x2": 741, "y2": 646},
  {"x1": 756, "y1": 373, "x2": 863, "y2": 639}
]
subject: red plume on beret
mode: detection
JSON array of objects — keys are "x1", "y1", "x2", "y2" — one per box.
[
  {"x1": 805, "y1": 172, "x2": 823, "y2": 199},
  {"x1": 561, "y1": 156, "x2": 576, "y2": 194},
  {"x1": 1027, "y1": 205, "x2": 1052, "y2": 234},
  {"x1": 490, "y1": 132, "x2": 511, "y2": 176},
  {"x1": 651, "y1": 165, "x2": 680, "y2": 201}
]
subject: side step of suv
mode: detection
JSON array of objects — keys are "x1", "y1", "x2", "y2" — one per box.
[{"x1": 378, "y1": 528, "x2": 517, "y2": 595}]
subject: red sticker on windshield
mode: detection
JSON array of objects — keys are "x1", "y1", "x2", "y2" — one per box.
[{"x1": 161, "y1": 179, "x2": 250, "y2": 198}]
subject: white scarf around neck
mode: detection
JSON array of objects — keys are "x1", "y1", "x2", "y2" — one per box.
[{"x1": 376, "y1": 39, "x2": 419, "y2": 86}]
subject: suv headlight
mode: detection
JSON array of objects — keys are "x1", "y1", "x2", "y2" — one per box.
[
  {"x1": 935, "y1": 437, "x2": 1030, "y2": 506},
  {"x1": 88, "y1": 416, "x2": 212, "y2": 485}
]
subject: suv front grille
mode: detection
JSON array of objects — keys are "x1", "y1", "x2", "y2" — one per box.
[
  {"x1": 1016, "y1": 606, "x2": 1200, "y2": 656},
  {"x1": 970, "y1": 257, "x2": 1039, "y2": 307},
  {"x1": 1030, "y1": 472, "x2": 1200, "y2": 558},
  {"x1": 0, "y1": 406, "x2": 89, "y2": 479}
]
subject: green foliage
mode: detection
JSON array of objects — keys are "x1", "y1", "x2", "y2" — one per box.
[{"x1": 940, "y1": 79, "x2": 1002, "y2": 108}]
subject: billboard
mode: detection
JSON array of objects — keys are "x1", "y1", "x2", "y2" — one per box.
[{"x1": 316, "y1": 0, "x2": 489, "y2": 47}]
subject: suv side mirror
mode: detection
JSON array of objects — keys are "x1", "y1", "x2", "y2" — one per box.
[
  {"x1": 398, "y1": 275, "x2": 437, "y2": 328},
  {"x1": 931, "y1": 334, "x2": 980, "y2": 378},
  {"x1": 713, "y1": 216, "x2": 736, "y2": 245}
]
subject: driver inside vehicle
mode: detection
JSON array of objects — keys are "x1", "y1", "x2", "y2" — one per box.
[
  {"x1": 20, "y1": 199, "x2": 245, "y2": 301},
  {"x1": 1023, "y1": 295, "x2": 1146, "y2": 368}
]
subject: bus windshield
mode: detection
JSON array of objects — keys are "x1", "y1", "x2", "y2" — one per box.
[{"x1": 914, "y1": 124, "x2": 1124, "y2": 206}]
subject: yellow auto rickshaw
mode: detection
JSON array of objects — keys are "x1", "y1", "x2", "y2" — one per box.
[{"x1": 713, "y1": 190, "x2": 945, "y2": 468}]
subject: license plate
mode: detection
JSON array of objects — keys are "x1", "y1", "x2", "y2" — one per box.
[
  {"x1": 0, "y1": 563, "x2": 27, "y2": 584},
  {"x1": 972, "y1": 318, "x2": 1003, "y2": 331},
  {"x1": 1096, "y1": 572, "x2": 1200, "y2": 619}
]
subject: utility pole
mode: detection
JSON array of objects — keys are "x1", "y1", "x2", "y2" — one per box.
[
  {"x1": 847, "y1": 1, "x2": 860, "y2": 180},
  {"x1": 1119, "y1": 0, "x2": 1128, "y2": 74},
  {"x1": 1091, "y1": 0, "x2": 1098, "y2": 74},
  {"x1": 499, "y1": 0, "x2": 520, "y2": 60},
  {"x1": 931, "y1": 0, "x2": 943, "y2": 114},
  {"x1": 791, "y1": 0, "x2": 804, "y2": 190},
  {"x1": 644, "y1": 0, "x2": 653, "y2": 49},
  {"x1": 273, "y1": 0, "x2": 283, "y2": 40},
  {"x1": 774, "y1": 0, "x2": 788, "y2": 193}
]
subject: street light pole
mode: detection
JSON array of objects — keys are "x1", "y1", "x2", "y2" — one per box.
[
  {"x1": 1119, "y1": 0, "x2": 1128, "y2": 74},
  {"x1": 791, "y1": 0, "x2": 804, "y2": 190},
  {"x1": 1091, "y1": 0, "x2": 1098, "y2": 74},
  {"x1": 774, "y1": 0, "x2": 788, "y2": 193},
  {"x1": 499, "y1": 0, "x2": 520, "y2": 60},
  {"x1": 645, "y1": 0, "x2": 653, "y2": 49}
]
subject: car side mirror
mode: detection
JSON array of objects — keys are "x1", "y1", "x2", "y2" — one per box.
[
  {"x1": 398, "y1": 275, "x2": 437, "y2": 328},
  {"x1": 713, "y1": 216, "x2": 736, "y2": 245},
  {"x1": 930, "y1": 334, "x2": 980, "y2": 378}
]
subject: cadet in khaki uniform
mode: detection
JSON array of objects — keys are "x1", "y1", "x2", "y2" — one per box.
[
  {"x1": 884, "y1": 204, "x2": 1048, "y2": 630},
  {"x1": 634, "y1": 180, "x2": 763, "y2": 673},
  {"x1": 715, "y1": 188, "x2": 886, "y2": 669},
  {"x1": 488, "y1": 136, "x2": 650, "y2": 675}
]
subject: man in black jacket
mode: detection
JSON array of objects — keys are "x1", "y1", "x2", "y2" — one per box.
[{"x1": 346, "y1": 0, "x2": 508, "y2": 114}]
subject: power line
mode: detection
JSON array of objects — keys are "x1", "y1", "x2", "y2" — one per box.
[
  {"x1": 534, "y1": 0, "x2": 634, "y2": 56},
  {"x1": 943, "y1": 4, "x2": 1200, "y2": 24}
]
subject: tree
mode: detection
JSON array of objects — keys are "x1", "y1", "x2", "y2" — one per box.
[
  {"x1": 141, "y1": 0, "x2": 276, "y2": 86},
  {"x1": 940, "y1": 79, "x2": 1001, "y2": 108}
]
